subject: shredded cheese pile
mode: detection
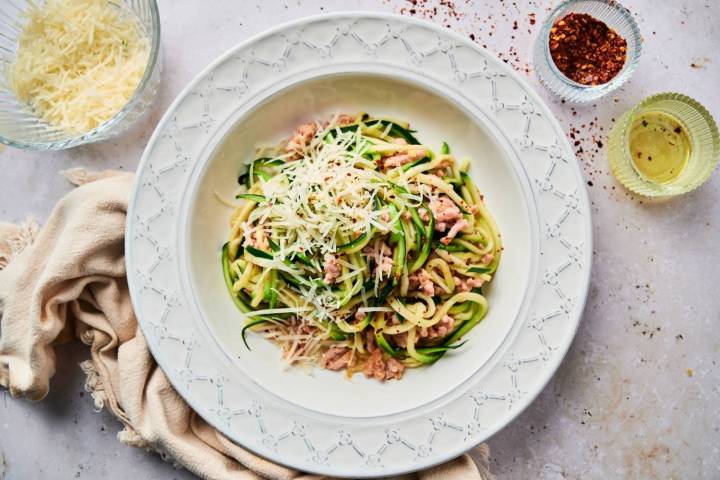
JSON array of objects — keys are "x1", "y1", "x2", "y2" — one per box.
[
  {"x1": 248, "y1": 129, "x2": 392, "y2": 260},
  {"x1": 7, "y1": 0, "x2": 150, "y2": 134},
  {"x1": 240, "y1": 128, "x2": 402, "y2": 319}
]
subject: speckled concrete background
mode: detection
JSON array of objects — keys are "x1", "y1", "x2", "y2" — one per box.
[{"x1": 0, "y1": 1, "x2": 718, "y2": 479}]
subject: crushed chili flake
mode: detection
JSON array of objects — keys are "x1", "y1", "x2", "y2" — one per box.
[{"x1": 549, "y1": 13, "x2": 627, "y2": 86}]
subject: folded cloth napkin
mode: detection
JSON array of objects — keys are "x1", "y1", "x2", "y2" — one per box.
[{"x1": 0, "y1": 170, "x2": 493, "y2": 480}]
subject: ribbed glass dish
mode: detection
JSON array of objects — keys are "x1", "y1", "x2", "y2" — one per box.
[
  {"x1": 0, "y1": 0, "x2": 161, "y2": 150},
  {"x1": 533, "y1": 0, "x2": 641, "y2": 103},
  {"x1": 608, "y1": 93, "x2": 719, "y2": 197}
]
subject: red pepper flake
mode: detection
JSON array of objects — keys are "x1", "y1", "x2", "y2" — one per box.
[{"x1": 548, "y1": 13, "x2": 627, "y2": 86}]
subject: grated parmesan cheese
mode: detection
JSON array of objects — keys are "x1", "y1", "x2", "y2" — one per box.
[
  {"x1": 236, "y1": 125, "x2": 429, "y2": 324},
  {"x1": 8, "y1": 0, "x2": 150, "y2": 134},
  {"x1": 249, "y1": 128, "x2": 392, "y2": 259}
]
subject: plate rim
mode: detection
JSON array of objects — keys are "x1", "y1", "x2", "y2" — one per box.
[{"x1": 126, "y1": 11, "x2": 593, "y2": 477}]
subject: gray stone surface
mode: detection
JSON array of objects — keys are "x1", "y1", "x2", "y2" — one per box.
[{"x1": 1, "y1": 1, "x2": 718, "y2": 479}]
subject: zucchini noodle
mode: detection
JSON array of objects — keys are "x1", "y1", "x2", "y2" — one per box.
[{"x1": 222, "y1": 113, "x2": 502, "y2": 381}]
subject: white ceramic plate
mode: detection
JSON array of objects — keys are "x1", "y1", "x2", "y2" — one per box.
[{"x1": 126, "y1": 12, "x2": 591, "y2": 478}]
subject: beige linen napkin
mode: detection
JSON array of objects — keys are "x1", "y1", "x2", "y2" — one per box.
[{"x1": 0, "y1": 171, "x2": 493, "y2": 480}]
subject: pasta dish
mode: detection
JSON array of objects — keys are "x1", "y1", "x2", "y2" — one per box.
[{"x1": 222, "y1": 113, "x2": 501, "y2": 381}]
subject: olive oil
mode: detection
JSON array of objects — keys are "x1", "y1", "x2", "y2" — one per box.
[
  {"x1": 628, "y1": 111, "x2": 691, "y2": 184},
  {"x1": 608, "y1": 93, "x2": 718, "y2": 197}
]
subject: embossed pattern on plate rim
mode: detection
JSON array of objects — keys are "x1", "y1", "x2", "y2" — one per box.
[{"x1": 126, "y1": 12, "x2": 592, "y2": 478}]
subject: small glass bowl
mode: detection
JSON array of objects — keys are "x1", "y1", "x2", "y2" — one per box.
[
  {"x1": 0, "y1": 0, "x2": 162, "y2": 151},
  {"x1": 608, "y1": 93, "x2": 719, "y2": 197},
  {"x1": 533, "y1": 0, "x2": 642, "y2": 103}
]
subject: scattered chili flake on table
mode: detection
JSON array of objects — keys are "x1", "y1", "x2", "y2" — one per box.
[{"x1": 548, "y1": 12, "x2": 627, "y2": 86}]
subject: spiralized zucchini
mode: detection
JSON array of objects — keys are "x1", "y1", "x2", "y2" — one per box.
[{"x1": 222, "y1": 113, "x2": 501, "y2": 380}]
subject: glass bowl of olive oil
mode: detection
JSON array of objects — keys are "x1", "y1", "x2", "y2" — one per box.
[{"x1": 608, "y1": 93, "x2": 719, "y2": 197}]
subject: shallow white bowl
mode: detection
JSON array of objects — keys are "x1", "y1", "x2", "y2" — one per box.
[
  {"x1": 188, "y1": 73, "x2": 533, "y2": 418},
  {"x1": 127, "y1": 12, "x2": 591, "y2": 477}
]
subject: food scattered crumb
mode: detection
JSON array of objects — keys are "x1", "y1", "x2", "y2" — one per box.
[
  {"x1": 631, "y1": 315, "x2": 661, "y2": 339},
  {"x1": 690, "y1": 57, "x2": 710, "y2": 69},
  {"x1": 686, "y1": 368, "x2": 693, "y2": 377},
  {"x1": 391, "y1": 0, "x2": 537, "y2": 75}
]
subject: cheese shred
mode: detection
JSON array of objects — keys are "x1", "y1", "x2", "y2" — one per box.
[{"x1": 8, "y1": 0, "x2": 150, "y2": 134}]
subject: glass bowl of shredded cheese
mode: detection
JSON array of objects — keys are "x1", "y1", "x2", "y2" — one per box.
[{"x1": 0, "y1": 0, "x2": 161, "y2": 150}]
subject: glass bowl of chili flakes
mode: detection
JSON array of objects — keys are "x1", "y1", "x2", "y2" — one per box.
[{"x1": 533, "y1": 0, "x2": 642, "y2": 103}]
